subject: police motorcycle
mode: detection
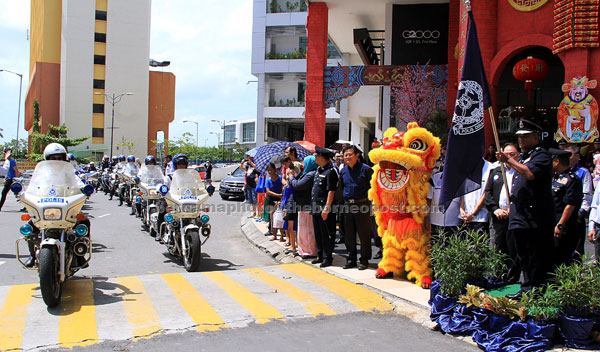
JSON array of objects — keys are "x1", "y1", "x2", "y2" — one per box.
[
  {"x1": 121, "y1": 156, "x2": 140, "y2": 214},
  {"x1": 136, "y1": 156, "x2": 164, "y2": 234},
  {"x1": 158, "y1": 154, "x2": 211, "y2": 272},
  {"x1": 14, "y1": 143, "x2": 94, "y2": 307},
  {"x1": 109, "y1": 155, "x2": 126, "y2": 201}
]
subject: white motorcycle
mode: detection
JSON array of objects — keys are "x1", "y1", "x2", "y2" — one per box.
[
  {"x1": 159, "y1": 169, "x2": 211, "y2": 272},
  {"x1": 137, "y1": 164, "x2": 165, "y2": 237},
  {"x1": 15, "y1": 161, "x2": 94, "y2": 307}
]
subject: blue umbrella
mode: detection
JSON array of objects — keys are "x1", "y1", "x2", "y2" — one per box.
[
  {"x1": 245, "y1": 147, "x2": 258, "y2": 158},
  {"x1": 253, "y1": 141, "x2": 311, "y2": 174}
]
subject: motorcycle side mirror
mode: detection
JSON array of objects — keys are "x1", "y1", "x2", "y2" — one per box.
[
  {"x1": 159, "y1": 185, "x2": 169, "y2": 195},
  {"x1": 83, "y1": 184, "x2": 95, "y2": 196},
  {"x1": 10, "y1": 182, "x2": 22, "y2": 194}
]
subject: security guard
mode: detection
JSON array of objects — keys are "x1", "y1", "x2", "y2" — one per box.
[
  {"x1": 496, "y1": 119, "x2": 555, "y2": 297},
  {"x1": 310, "y1": 146, "x2": 338, "y2": 268},
  {"x1": 550, "y1": 148, "x2": 583, "y2": 267}
]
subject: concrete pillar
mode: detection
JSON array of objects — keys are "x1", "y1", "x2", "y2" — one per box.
[
  {"x1": 304, "y1": 2, "x2": 328, "y2": 146},
  {"x1": 256, "y1": 74, "x2": 266, "y2": 147}
]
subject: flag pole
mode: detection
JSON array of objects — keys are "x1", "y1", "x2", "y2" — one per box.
[{"x1": 464, "y1": 0, "x2": 511, "y2": 203}]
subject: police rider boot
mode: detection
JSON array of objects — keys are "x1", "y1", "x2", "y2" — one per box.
[{"x1": 24, "y1": 240, "x2": 36, "y2": 268}]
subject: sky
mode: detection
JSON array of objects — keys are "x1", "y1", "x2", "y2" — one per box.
[{"x1": 0, "y1": 0, "x2": 257, "y2": 148}]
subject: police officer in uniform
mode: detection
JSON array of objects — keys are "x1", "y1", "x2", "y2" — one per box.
[
  {"x1": 310, "y1": 147, "x2": 339, "y2": 268},
  {"x1": 550, "y1": 148, "x2": 583, "y2": 267},
  {"x1": 496, "y1": 119, "x2": 555, "y2": 297}
]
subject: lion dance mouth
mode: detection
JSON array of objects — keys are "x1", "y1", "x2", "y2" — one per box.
[{"x1": 377, "y1": 161, "x2": 410, "y2": 192}]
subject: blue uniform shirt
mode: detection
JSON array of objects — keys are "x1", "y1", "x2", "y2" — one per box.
[
  {"x1": 339, "y1": 161, "x2": 373, "y2": 200},
  {"x1": 5, "y1": 159, "x2": 16, "y2": 179},
  {"x1": 508, "y1": 145, "x2": 555, "y2": 230}
]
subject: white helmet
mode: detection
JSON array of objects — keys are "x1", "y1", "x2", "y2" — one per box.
[{"x1": 43, "y1": 143, "x2": 67, "y2": 161}]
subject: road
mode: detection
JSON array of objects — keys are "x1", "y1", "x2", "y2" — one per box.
[{"x1": 0, "y1": 190, "x2": 474, "y2": 352}]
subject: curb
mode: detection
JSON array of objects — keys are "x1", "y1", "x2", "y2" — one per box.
[{"x1": 240, "y1": 215, "x2": 299, "y2": 264}]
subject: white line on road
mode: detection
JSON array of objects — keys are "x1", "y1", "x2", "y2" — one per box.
[
  {"x1": 98, "y1": 213, "x2": 111, "y2": 218},
  {"x1": 0, "y1": 261, "x2": 5, "y2": 267}
]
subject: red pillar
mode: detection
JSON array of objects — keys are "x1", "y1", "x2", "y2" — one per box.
[{"x1": 305, "y1": 2, "x2": 328, "y2": 147}]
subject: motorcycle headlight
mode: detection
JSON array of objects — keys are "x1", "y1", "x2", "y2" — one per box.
[
  {"x1": 182, "y1": 204, "x2": 197, "y2": 213},
  {"x1": 43, "y1": 208, "x2": 62, "y2": 220},
  {"x1": 149, "y1": 189, "x2": 158, "y2": 195}
]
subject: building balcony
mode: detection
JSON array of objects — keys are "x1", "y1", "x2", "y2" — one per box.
[
  {"x1": 264, "y1": 59, "x2": 306, "y2": 73},
  {"x1": 263, "y1": 106, "x2": 339, "y2": 119},
  {"x1": 267, "y1": 0, "x2": 307, "y2": 14}
]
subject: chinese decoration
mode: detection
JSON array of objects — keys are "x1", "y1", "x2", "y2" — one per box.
[
  {"x1": 512, "y1": 56, "x2": 548, "y2": 100},
  {"x1": 508, "y1": 0, "x2": 549, "y2": 12},
  {"x1": 553, "y1": 0, "x2": 600, "y2": 54},
  {"x1": 555, "y1": 76, "x2": 599, "y2": 143}
]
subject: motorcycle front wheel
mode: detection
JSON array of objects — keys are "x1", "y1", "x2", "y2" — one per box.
[
  {"x1": 183, "y1": 231, "x2": 201, "y2": 272},
  {"x1": 39, "y1": 247, "x2": 62, "y2": 308}
]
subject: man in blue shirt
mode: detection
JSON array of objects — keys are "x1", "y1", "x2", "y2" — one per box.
[
  {"x1": 0, "y1": 148, "x2": 20, "y2": 211},
  {"x1": 339, "y1": 145, "x2": 374, "y2": 270}
]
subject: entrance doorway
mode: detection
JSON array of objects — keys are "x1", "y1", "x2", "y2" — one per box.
[{"x1": 496, "y1": 46, "x2": 565, "y2": 146}]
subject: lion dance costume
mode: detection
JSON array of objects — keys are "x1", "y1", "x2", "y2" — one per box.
[{"x1": 368, "y1": 123, "x2": 440, "y2": 288}]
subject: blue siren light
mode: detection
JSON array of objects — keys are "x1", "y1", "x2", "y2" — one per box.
[
  {"x1": 164, "y1": 213, "x2": 173, "y2": 222},
  {"x1": 159, "y1": 185, "x2": 169, "y2": 194},
  {"x1": 83, "y1": 184, "x2": 94, "y2": 196},
  {"x1": 201, "y1": 215, "x2": 210, "y2": 224},
  {"x1": 75, "y1": 224, "x2": 88, "y2": 236},
  {"x1": 20, "y1": 224, "x2": 33, "y2": 236},
  {"x1": 11, "y1": 182, "x2": 23, "y2": 194},
  {"x1": 134, "y1": 176, "x2": 140, "y2": 184}
]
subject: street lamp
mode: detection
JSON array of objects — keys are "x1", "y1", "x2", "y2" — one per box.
[
  {"x1": 211, "y1": 119, "x2": 237, "y2": 162},
  {"x1": 94, "y1": 92, "x2": 133, "y2": 159},
  {"x1": 182, "y1": 120, "x2": 199, "y2": 165},
  {"x1": 0, "y1": 69, "x2": 23, "y2": 157}
]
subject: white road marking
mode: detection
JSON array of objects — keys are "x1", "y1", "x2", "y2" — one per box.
[
  {"x1": 0, "y1": 261, "x2": 5, "y2": 267},
  {"x1": 98, "y1": 213, "x2": 110, "y2": 218}
]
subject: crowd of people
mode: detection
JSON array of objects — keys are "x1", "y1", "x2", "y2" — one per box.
[{"x1": 238, "y1": 119, "x2": 600, "y2": 295}]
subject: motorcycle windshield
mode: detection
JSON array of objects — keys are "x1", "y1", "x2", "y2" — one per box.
[
  {"x1": 138, "y1": 165, "x2": 164, "y2": 185},
  {"x1": 123, "y1": 164, "x2": 138, "y2": 177},
  {"x1": 169, "y1": 169, "x2": 207, "y2": 197},
  {"x1": 26, "y1": 161, "x2": 83, "y2": 198}
]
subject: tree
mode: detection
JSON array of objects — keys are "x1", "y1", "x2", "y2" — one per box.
[
  {"x1": 32, "y1": 99, "x2": 41, "y2": 154},
  {"x1": 1, "y1": 138, "x2": 28, "y2": 158},
  {"x1": 390, "y1": 64, "x2": 442, "y2": 126},
  {"x1": 29, "y1": 124, "x2": 89, "y2": 162},
  {"x1": 116, "y1": 137, "x2": 135, "y2": 155}
]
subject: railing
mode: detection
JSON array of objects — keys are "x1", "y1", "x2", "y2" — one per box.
[
  {"x1": 268, "y1": 98, "x2": 305, "y2": 107},
  {"x1": 266, "y1": 49, "x2": 306, "y2": 60},
  {"x1": 267, "y1": 0, "x2": 307, "y2": 13}
]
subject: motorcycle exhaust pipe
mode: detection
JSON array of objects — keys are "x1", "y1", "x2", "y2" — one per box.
[{"x1": 73, "y1": 241, "x2": 88, "y2": 257}]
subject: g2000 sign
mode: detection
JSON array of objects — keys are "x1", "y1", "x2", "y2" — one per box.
[{"x1": 402, "y1": 30, "x2": 440, "y2": 39}]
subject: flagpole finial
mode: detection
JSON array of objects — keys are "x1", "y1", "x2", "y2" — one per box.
[{"x1": 464, "y1": 0, "x2": 472, "y2": 11}]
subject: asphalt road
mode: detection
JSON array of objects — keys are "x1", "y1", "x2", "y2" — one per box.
[{"x1": 0, "y1": 187, "x2": 275, "y2": 286}]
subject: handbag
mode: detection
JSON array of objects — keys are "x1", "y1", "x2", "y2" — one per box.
[
  {"x1": 272, "y1": 208, "x2": 285, "y2": 228},
  {"x1": 255, "y1": 175, "x2": 266, "y2": 193}
]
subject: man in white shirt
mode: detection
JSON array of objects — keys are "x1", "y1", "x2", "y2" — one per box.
[{"x1": 459, "y1": 159, "x2": 492, "y2": 232}]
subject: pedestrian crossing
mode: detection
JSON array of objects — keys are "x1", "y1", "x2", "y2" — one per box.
[{"x1": 0, "y1": 263, "x2": 393, "y2": 351}]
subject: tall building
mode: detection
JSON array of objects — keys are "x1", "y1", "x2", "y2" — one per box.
[
  {"x1": 251, "y1": 0, "x2": 342, "y2": 147},
  {"x1": 25, "y1": 0, "x2": 175, "y2": 159}
]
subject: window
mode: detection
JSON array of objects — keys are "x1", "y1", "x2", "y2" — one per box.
[
  {"x1": 224, "y1": 125, "x2": 236, "y2": 143},
  {"x1": 94, "y1": 32, "x2": 106, "y2": 43},
  {"x1": 242, "y1": 122, "x2": 255, "y2": 142},
  {"x1": 92, "y1": 128, "x2": 104, "y2": 138},
  {"x1": 93, "y1": 79, "x2": 105, "y2": 89},
  {"x1": 95, "y1": 10, "x2": 107, "y2": 21},
  {"x1": 93, "y1": 104, "x2": 104, "y2": 114},
  {"x1": 299, "y1": 36, "x2": 307, "y2": 51},
  {"x1": 297, "y1": 82, "x2": 306, "y2": 103},
  {"x1": 269, "y1": 88, "x2": 276, "y2": 106},
  {"x1": 94, "y1": 55, "x2": 106, "y2": 65}
]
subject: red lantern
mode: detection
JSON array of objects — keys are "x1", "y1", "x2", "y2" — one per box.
[{"x1": 513, "y1": 56, "x2": 548, "y2": 100}]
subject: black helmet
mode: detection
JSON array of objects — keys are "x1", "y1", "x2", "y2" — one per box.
[{"x1": 172, "y1": 154, "x2": 189, "y2": 168}]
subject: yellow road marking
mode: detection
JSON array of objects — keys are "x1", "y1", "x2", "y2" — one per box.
[
  {"x1": 0, "y1": 284, "x2": 36, "y2": 351},
  {"x1": 114, "y1": 276, "x2": 162, "y2": 340},
  {"x1": 161, "y1": 273, "x2": 227, "y2": 332},
  {"x1": 58, "y1": 279, "x2": 98, "y2": 348},
  {"x1": 279, "y1": 263, "x2": 393, "y2": 313},
  {"x1": 203, "y1": 271, "x2": 284, "y2": 324},
  {"x1": 243, "y1": 268, "x2": 337, "y2": 317}
]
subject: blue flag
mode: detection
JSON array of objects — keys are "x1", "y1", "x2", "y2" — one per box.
[{"x1": 439, "y1": 11, "x2": 491, "y2": 209}]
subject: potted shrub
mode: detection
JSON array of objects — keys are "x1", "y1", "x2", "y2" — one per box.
[{"x1": 551, "y1": 256, "x2": 600, "y2": 349}]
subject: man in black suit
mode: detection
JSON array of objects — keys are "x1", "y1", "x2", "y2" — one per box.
[{"x1": 485, "y1": 143, "x2": 520, "y2": 284}]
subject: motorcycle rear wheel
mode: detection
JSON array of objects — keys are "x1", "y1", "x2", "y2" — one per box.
[
  {"x1": 183, "y1": 231, "x2": 201, "y2": 272},
  {"x1": 39, "y1": 247, "x2": 62, "y2": 308}
]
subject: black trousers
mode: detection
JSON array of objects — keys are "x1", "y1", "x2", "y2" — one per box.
[
  {"x1": 554, "y1": 225, "x2": 583, "y2": 268},
  {"x1": 511, "y1": 227, "x2": 552, "y2": 291},
  {"x1": 343, "y1": 204, "x2": 373, "y2": 264},
  {"x1": 492, "y1": 218, "x2": 520, "y2": 284},
  {"x1": 0, "y1": 178, "x2": 13, "y2": 210},
  {"x1": 312, "y1": 212, "x2": 336, "y2": 262}
]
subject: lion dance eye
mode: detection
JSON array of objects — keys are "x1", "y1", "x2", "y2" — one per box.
[{"x1": 409, "y1": 139, "x2": 427, "y2": 151}]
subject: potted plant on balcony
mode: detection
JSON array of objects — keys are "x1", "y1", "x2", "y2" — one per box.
[{"x1": 551, "y1": 256, "x2": 600, "y2": 349}]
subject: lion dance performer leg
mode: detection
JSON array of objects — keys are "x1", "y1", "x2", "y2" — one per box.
[{"x1": 368, "y1": 123, "x2": 440, "y2": 288}]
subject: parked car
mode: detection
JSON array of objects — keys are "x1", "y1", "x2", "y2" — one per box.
[
  {"x1": 189, "y1": 165, "x2": 207, "y2": 180},
  {"x1": 218, "y1": 167, "x2": 245, "y2": 200}
]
